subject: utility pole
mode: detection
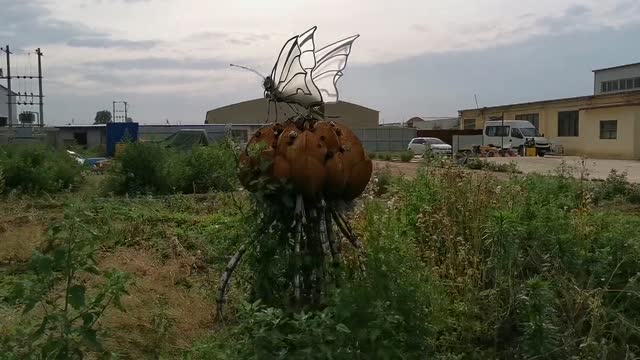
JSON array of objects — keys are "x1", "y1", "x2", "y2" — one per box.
[
  {"x1": 36, "y1": 48, "x2": 43, "y2": 127},
  {"x1": 3, "y1": 45, "x2": 12, "y2": 127}
]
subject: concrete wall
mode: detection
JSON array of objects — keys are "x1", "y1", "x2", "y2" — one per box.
[
  {"x1": 0, "y1": 86, "x2": 17, "y2": 126},
  {"x1": 353, "y1": 127, "x2": 416, "y2": 152},
  {"x1": 138, "y1": 124, "x2": 229, "y2": 142},
  {"x1": 594, "y1": 64, "x2": 640, "y2": 95},
  {"x1": 54, "y1": 127, "x2": 106, "y2": 149},
  {"x1": 459, "y1": 91, "x2": 640, "y2": 159},
  {"x1": 205, "y1": 98, "x2": 379, "y2": 129}
]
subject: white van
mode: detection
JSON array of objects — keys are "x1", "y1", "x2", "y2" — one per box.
[{"x1": 483, "y1": 120, "x2": 551, "y2": 156}]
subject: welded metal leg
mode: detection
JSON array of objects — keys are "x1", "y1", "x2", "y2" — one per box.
[{"x1": 216, "y1": 244, "x2": 247, "y2": 319}]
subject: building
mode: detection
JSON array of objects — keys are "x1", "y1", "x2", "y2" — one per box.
[
  {"x1": 410, "y1": 117, "x2": 459, "y2": 130},
  {"x1": 594, "y1": 63, "x2": 640, "y2": 95},
  {"x1": 205, "y1": 98, "x2": 379, "y2": 129},
  {"x1": 0, "y1": 85, "x2": 17, "y2": 127},
  {"x1": 459, "y1": 63, "x2": 640, "y2": 159}
]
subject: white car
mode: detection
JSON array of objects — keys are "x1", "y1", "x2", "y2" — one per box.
[{"x1": 407, "y1": 137, "x2": 452, "y2": 155}]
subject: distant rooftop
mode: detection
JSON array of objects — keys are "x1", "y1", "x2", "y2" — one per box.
[{"x1": 593, "y1": 62, "x2": 640, "y2": 72}]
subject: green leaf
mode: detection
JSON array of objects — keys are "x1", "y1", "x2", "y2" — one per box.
[
  {"x1": 84, "y1": 264, "x2": 101, "y2": 275},
  {"x1": 79, "y1": 328, "x2": 103, "y2": 350},
  {"x1": 336, "y1": 323, "x2": 351, "y2": 333},
  {"x1": 33, "y1": 316, "x2": 49, "y2": 339},
  {"x1": 82, "y1": 312, "x2": 96, "y2": 326},
  {"x1": 68, "y1": 285, "x2": 86, "y2": 310},
  {"x1": 23, "y1": 300, "x2": 37, "y2": 314}
]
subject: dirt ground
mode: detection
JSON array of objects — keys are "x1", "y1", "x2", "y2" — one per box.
[
  {"x1": 374, "y1": 156, "x2": 640, "y2": 182},
  {"x1": 487, "y1": 156, "x2": 640, "y2": 182}
]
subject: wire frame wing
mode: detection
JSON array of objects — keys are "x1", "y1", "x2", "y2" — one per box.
[{"x1": 312, "y1": 34, "x2": 359, "y2": 103}]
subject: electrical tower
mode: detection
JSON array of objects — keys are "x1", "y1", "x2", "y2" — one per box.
[
  {"x1": 112, "y1": 101, "x2": 128, "y2": 122},
  {"x1": 0, "y1": 45, "x2": 45, "y2": 127}
]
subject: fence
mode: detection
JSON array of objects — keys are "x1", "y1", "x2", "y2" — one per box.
[
  {"x1": 352, "y1": 127, "x2": 416, "y2": 152},
  {"x1": 416, "y1": 129, "x2": 483, "y2": 145}
]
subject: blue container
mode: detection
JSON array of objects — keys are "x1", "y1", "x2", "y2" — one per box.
[{"x1": 106, "y1": 122, "x2": 139, "y2": 157}]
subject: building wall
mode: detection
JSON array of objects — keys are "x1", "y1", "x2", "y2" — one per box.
[
  {"x1": 54, "y1": 128, "x2": 106, "y2": 149},
  {"x1": 459, "y1": 91, "x2": 640, "y2": 159},
  {"x1": 0, "y1": 87, "x2": 17, "y2": 126},
  {"x1": 594, "y1": 64, "x2": 640, "y2": 95},
  {"x1": 205, "y1": 98, "x2": 379, "y2": 129}
]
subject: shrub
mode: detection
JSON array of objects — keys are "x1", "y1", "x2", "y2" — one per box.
[
  {"x1": 104, "y1": 140, "x2": 237, "y2": 195},
  {"x1": 594, "y1": 169, "x2": 631, "y2": 202},
  {"x1": 463, "y1": 158, "x2": 520, "y2": 173},
  {"x1": 400, "y1": 150, "x2": 414, "y2": 162},
  {"x1": 380, "y1": 152, "x2": 392, "y2": 161},
  {"x1": 0, "y1": 144, "x2": 83, "y2": 194},
  {"x1": 367, "y1": 152, "x2": 376, "y2": 160}
]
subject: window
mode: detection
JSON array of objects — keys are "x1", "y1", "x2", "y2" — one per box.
[
  {"x1": 635, "y1": 77, "x2": 640, "y2": 88},
  {"x1": 558, "y1": 111, "x2": 579, "y2": 137},
  {"x1": 0, "y1": 117, "x2": 6, "y2": 127},
  {"x1": 425, "y1": 138, "x2": 445, "y2": 145},
  {"x1": 601, "y1": 82, "x2": 607, "y2": 93},
  {"x1": 489, "y1": 115, "x2": 503, "y2": 121},
  {"x1": 486, "y1": 126, "x2": 509, "y2": 137},
  {"x1": 73, "y1": 132, "x2": 88, "y2": 146},
  {"x1": 463, "y1": 118, "x2": 476, "y2": 129},
  {"x1": 411, "y1": 138, "x2": 426, "y2": 144},
  {"x1": 600, "y1": 120, "x2": 617, "y2": 139},
  {"x1": 515, "y1": 113, "x2": 540, "y2": 129},
  {"x1": 511, "y1": 128, "x2": 523, "y2": 139}
]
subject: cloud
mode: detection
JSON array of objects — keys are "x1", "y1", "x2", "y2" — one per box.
[
  {"x1": 87, "y1": 57, "x2": 228, "y2": 70},
  {"x1": 67, "y1": 37, "x2": 159, "y2": 49}
]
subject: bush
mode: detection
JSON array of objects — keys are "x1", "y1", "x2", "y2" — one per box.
[
  {"x1": 400, "y1": 150, "x2": 414, "y2": 162},
  {"x1": 379, "y1": 152, "x2": 392, "y2": 161},
  {"x1": 594, "y1": 169, "x2": 631, "y2": 202},
  {"x1": 0, "y1": 145, "x2": 83, "y2": 194},
  {"x1": 464, "y1": 157, "x2": 520, "y2": 173},
  {"x1": 367, "y1": 152, "x2": 376, "y2": 160},
  {"x1": 105, "y1": 141, "x2": 237, "y2": 195}
]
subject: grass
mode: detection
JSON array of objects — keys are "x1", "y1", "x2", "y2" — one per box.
[{"x1": 2, "y1": 146, "x2": 640, "y2": 358}]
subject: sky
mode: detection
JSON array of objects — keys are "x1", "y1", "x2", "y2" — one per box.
[{"x1": 2, "y1": 0, "x2": 640, "y2": 125}]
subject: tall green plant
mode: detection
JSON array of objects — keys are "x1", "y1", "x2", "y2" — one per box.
[{"x1": 5, "y1": 205, "x2": 132, "y2": 358}]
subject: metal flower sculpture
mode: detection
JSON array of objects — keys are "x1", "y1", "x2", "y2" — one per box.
[{"x1": 218, "y1": 27, "x2": 371, "y2": 317}]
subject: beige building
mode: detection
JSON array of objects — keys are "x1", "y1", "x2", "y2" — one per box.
[
  {"x1": 459, "y1": 63, "x2": 640, "y2": 159},
  {"x1": 205, "y1": 98, "x2": 379, "y2": 129}
]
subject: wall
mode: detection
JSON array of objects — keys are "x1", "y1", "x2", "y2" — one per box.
[
  {"x1": 352, "y1": 127, "x2": 416, "y2": 152},
  {"x1": 552, "y1": 107, "x2": 639, "y2": 159},
  {"x1": 594, "y1": 65, "x2": 640, "y2": 95},
  {"x1": 0, "y1": 87, "x2": 17, "y2": 126},
  {"x1": 54, "y1": 127, "x2": 106, "y2": 149},
  {"x1": 205, "y1": 98, "x2": 379, "y2": 129},
  {"x1": 139, "y1": 125, "x2": 229, "y2": 142}
]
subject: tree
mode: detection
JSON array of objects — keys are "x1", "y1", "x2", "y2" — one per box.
[{"x1": 94, "y1": 110, "x2": 112, "y2": 124}]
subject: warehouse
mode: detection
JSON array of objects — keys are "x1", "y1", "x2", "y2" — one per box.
[
  {"x1": 459, "y1": 63, "x2": 640, "y2": 159},
  {"x1": 205, "y1": 98, "x2": 379, "y2": 129}
]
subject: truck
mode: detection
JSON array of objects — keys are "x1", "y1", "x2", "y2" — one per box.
[{"x1": 453, "y1": 120, "x2": 552, "y2": 156}]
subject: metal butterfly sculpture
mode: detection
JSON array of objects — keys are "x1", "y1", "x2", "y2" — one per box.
[
  {"x1": 217, "y1": 28, "x2": 370, "y2": 319},
  {"x1": 232, "y1": 26, "x2": 359, "y2": 120}
]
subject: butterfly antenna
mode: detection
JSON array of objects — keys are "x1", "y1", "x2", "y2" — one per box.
[{"x1": 229, "y1": 64, "x2": 266, "y2": 80}]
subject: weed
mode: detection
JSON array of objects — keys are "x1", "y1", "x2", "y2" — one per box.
[
  {"x1": 104, "y1": 140, "x2": 237, "y2": 195},
  {"x1": 0, "y1": 145, "x2": 83, "y2": 194},
  {"x1": 4, "y1": 204, "x2": 132, "y2": 358},
  {"x1": 400, "y1": 150, "x2": 414, "y2": 162}
]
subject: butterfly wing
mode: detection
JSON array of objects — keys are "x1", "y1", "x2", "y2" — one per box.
[
  {"x1": 311, "y1": 34, "x2": 359, "y2": 103},
  {"x1": 271, "y1": 27, "x2": 323, "y2": 107}
]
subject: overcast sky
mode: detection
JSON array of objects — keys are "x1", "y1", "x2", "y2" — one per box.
[{"x1": 2, "y1": 0, "x2": 640, "y2": 124}]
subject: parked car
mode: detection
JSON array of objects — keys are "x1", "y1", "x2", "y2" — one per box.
[{"x1": 407, "y1": 137, "x2": 452, "y2": 155}]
